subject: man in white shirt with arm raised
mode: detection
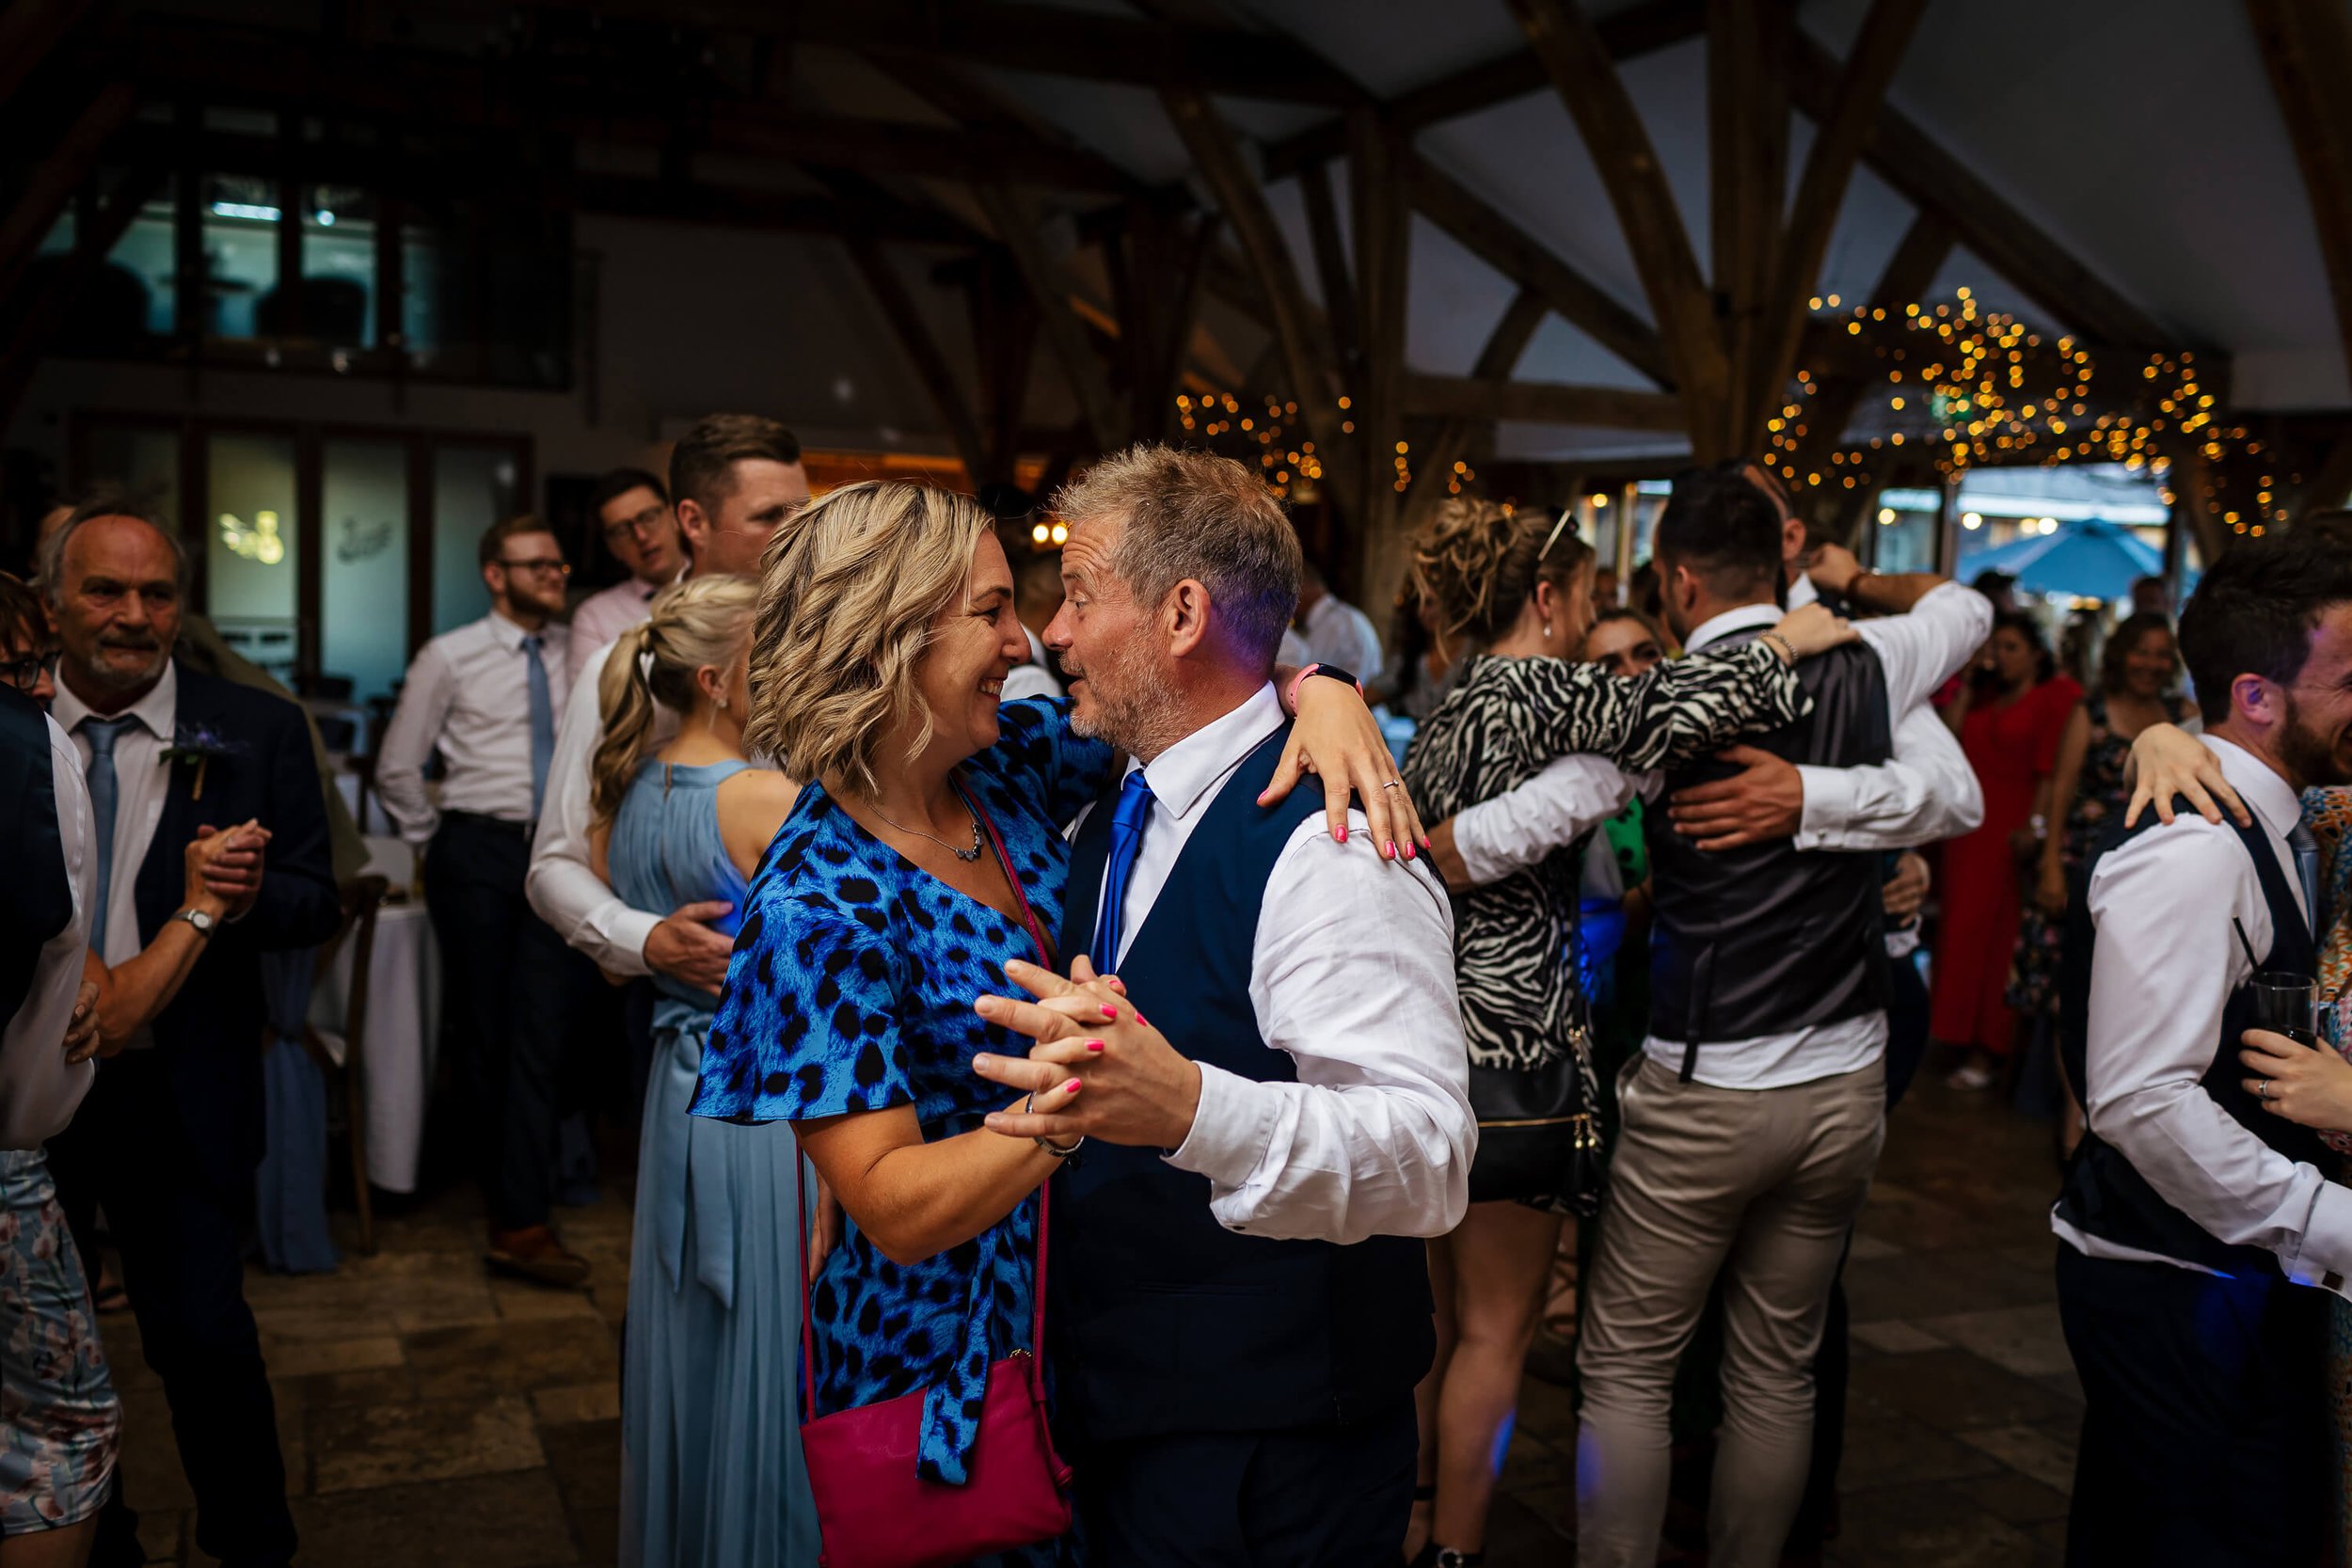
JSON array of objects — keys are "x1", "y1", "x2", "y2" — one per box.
[
  {"x1": 969, "y1": 445, "x2": 1472, "y2": 1568},
  {"x1": 527, "y1": 415, "x2": 809, "y2": 1001},
  {"x1": 2051, "y1": 521, "x2": 2352, "y2": 1567}
]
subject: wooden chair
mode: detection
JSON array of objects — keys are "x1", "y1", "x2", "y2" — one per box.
[{"x1": 301, "y1": 874, "x2": 389, "y2": 1256}]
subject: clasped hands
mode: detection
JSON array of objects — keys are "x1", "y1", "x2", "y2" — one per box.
[
  {"x1": 971, "y1": 958, "x2": 1202, "y2": 1153},
  {"x1": 191, "y1": 816, "x2": 270, "y2": 918}
]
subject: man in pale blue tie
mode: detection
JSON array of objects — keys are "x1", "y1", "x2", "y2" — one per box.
[{"x1": 376, "y1": 515, "x2": 597, "y2": 1286}]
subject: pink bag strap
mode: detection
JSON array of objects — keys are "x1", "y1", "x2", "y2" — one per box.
[{"x1": 793, "y1": 773, "x2": 1057, "y2": 1427}]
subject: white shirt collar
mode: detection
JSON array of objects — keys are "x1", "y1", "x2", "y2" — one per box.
[
  {"x1": 2201, "y1": 735, "x2": 2306, "y2": 842},
  {"x1": 1682, "y1": 600, "x2": 1783, "y2": 656},
  {"x1": 1024, "y1": 625, "x2": 1048, "y2": 667},
  {"x1": 1123, "y1": 682, "x2": 1284, "y2": 823},
  {"x1": 485, "y1": 609, "x2": 550, "y2": 651},
  {"x1": 54, "y1": 658, "x2": 177, "y2": 744},
  {"x1": 1787, "y1": 572, "x2": 1819, "y2": 610}
]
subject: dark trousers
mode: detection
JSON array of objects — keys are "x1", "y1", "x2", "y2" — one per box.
[
  {"x1": 424, "y1": 812, "x2": 595, "y2": 1232},
  {"x1": 1788, "y1": 947, "x2": 1931, "y2": 1552},
  {"x1": 2058, "y1": 1245, "x2": 2327, "y2": 1567},
  {"x1": 1074, "y1": 1401, "x2": 1417, "y2": 1567},
  {"x1": 50, "y1": 1054, "x2": 294, "y2": 1568}
]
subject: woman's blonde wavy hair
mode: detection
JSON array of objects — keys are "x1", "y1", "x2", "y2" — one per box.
[
  {"x1": 590, "y1": 576, "x2": 758, "y2": 822},
  {"x1": 741, "y1": 480, "x2": 993, "y2": 798},
  {"x1": 1407, "y1": 497, "x2": 1595, "y2": 650}
]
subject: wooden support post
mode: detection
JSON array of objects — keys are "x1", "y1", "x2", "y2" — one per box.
[
  {"x1": 973, "y1": 183, "x2": 1123, "y2": 454},
  {"x1": 1348, "y1": 106, "x2": 1411, "y2": 604},
  {"x1": 842, "y1": 229, "x2": 990, "y2": 484}
]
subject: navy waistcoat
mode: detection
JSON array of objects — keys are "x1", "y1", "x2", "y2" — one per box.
[
  {"x1": 1051, "y1": 721, "x2": 1435, "y2": 1441},
  {"x1": 1645, "y1": 629, "x2": 1894, "y2": 1078},
  {"x1": 2056, "y1": 800, "x2": 2325, "y2": 1276}
]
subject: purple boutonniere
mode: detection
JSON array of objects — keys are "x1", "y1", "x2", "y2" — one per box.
[{"x1": 160, "y1": 722, "x2": 244, "y2": 801}]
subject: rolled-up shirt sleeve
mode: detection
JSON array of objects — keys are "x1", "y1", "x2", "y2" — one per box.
[
  {"x1": 373, "y1": 641, "x2": 453, "y2": 847},
  {"x1": 526, "y1": 638, "x2": 660, "y2": 976},
  {"x1": 1793, "y1": 701, "x2": 1983, "y2": 851},
  {"x1": 1450, "y1": 753, "x2": 1643, "y2": 887},
  {"x1": 1165, "y1": 814, "x2": 1475, "y2": 1243},
  {"x1": 2081, "y1": 817, "x2": 2352, "y2": 1290}
]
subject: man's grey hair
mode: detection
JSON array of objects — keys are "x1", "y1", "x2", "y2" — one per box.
[
  {"x1": 38, "y1": 490, "x2": 188, "y2": 602},
  {"x1": 1050, "y1": 445, "x2": 1302, "y2": 667}
]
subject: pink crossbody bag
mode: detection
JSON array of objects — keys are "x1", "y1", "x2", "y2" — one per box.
[{"x1": 792, "y1": 780, "x2": 1075, "y2": 1568}]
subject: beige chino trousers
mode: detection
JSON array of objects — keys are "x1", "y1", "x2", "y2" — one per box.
[{"x1": 1573, "y1": 1054, "x2": 1886, "y2": 1568}]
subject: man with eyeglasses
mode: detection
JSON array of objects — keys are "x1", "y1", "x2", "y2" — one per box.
[
  {"x1": 567, "y1": 467, "x2": 686, "y2": 687},
  {"x1": 376, "y1": 515, "x2": 599, "y2": 1286}
]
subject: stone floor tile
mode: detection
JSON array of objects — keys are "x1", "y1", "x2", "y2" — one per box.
[
  {"x1": 568, "y1": 1501, "x2": 621, "y2": 1567},
  {"x1": 274, "y1": 1364, "x2": 419, "y2": 1411},
  {"x1": 1836, "y1": 1403, "x2": 2007, "y2": 1492},
  {"x1": 1845, "y1": 1248, "x2": 2057, "y2": 1325},
  {"x1": 1847, "y1": 1230, "x2": 1904, "y2": 1261},
  {"x1": 310, "y1": 1394, "x2": 545, "y2": 1493},
  {"x1": 1827, "y1": 1479, "x2": 2055, "y2": 1567},
  {"x1": 491, "y1": 1277, "x2": 600, "y2": 1321},
  {"x1": 1851, "y1": 1319, "x2": 1947, "y2": 1354},
  {"x1": 532, "y1": 1380, "x2": 622, "y2": 1428},
  {"x1": 1495, "y1": 1429, "x2": 1568, "y2": 1494},
  {"x1": 538, "y1": 1418, "x2": 620, "y2": 1504},
  {"x1": 1951, "y1": 1421, "x2": 2080, "y2": 1496},
  {"x1": 290, "y1": 1469, "x2": 577, "y2": 1567},
  {"x1": 260, "y1": 1333, "x2": 405, "y2": 1380},
  {"x1": 405, "y1": 1318, "x2": 620, "y2": 1402},
  {"x1": 1912, "y1": 1304, "x2": 2076, "y2": 1379},
  {"x1": 1956, "y1": 1466, "x2": 2073, "y2": 1525},
  {"x1": 1853, "y1": 1350, "x2": 2079, "y2": 1433}
]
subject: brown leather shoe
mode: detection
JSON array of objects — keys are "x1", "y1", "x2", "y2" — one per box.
[{"x1": 485, "y1": 1224, "x2": 591, "y2": 1288}]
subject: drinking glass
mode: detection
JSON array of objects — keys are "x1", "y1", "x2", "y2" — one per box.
[{"x1": 2251, "y1": 972, "x2": 2320, "y2": 1047}]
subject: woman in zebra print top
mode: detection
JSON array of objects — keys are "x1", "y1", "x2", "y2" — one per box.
[{"x1": 1396, "y1": 499, "x2": 1851, "y2": 1568}]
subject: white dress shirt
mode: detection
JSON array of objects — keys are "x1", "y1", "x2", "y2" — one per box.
[
  {"x1": 2053, "y1": 735, "x2": 2352, "y2": 1294},
  {"x1": 1450, "y1": 584, "x2": 1988, "y2": 1089},
  {"x1": 1074, "y1": 682, "x2": 1475, "y2": 1244},
  {"x1": 375, "y1": 610, "x2": 572, "y2": 846},
  {"x1": 1000, "y1": 626, "x2": 1064, "y2": 703},
  {"x1": 54, "y1": 662, "x2": 177, "y2": 968},
  {"x1": 0, "y1": 713, "x2": 97, "y2": 1148},
  {"x1": 567, "y1": 577, "x2": 662, "y2": 687},
  {"x1": 1298, "y1": 593, "x2": 1384, "y2": 678},
  {"x1": 527, "y1": 634, "x2": 683, "y2": 976}
]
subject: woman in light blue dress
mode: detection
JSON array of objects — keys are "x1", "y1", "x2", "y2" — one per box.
[{"x1": 589, "y1": 577, "x2": 816, "y2": 1568}]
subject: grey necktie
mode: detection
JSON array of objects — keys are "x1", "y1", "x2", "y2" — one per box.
[
  {"x1": 81, "y1": 716, "x2": 136, "y2": 953},
  {"x1": 2292, "y1": 820, "x2": 2324, "y2": 938},
  {"x1": 524, "y1": 634, "x2": 554, "y2": 820}
]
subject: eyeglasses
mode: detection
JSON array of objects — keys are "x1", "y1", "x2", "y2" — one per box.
[
  {"x1": 0, "y1": 651, "x2": 53, "y2": 691},
  {"x1": 495, "y1": 558, "x2": 570, "y2": 578},
  {"x1": 602, "y1": 504, "x2": 667, "y2": 543}
]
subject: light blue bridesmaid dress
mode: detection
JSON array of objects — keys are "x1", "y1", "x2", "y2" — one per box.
[{"x1": 612, "y1": 757, "x2": 817, "y2": 1568}]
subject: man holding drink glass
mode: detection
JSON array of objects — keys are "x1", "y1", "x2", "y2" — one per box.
[{"x1": 2052, "y1": 518, "x2": 2352, "y2": 1568}]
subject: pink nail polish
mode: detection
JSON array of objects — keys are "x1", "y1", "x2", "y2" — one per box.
[
  {"x1": 1385, "y1": 840, "x2": 1397, "y2": 860},
  {"x1": 1085, "y1": 1039, "x2": 1105, "y2": 1053},
  {"x1": 1336, "y1": 824, "x2": 1348, "y2": 843},
  {"x1": 1134, "y1": 1013, "x2": 1148, "y2": 1027},
  {"x1": 1101, "y1": 1005, "x2": 1119, "y2": 1021},
  {"x1": 1403, "y1": 841, "x2": 1417, "y2": 861},
  {"x1": 1107, "y1": 978, "x2": 1127, "y2": 994},
  {"x1": 1063, "y1": 1079, "x2": 1083, "y2": 1094}
]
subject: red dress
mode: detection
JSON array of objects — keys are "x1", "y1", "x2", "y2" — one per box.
[{"x1": 1930, "y1": 676, "x2": 2082, "y2": 1056}]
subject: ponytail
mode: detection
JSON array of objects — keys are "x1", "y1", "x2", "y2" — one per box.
[{"x1": 591, "y1": 623, "x2": 660, "y2": 824}]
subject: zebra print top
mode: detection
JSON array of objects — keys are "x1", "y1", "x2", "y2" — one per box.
[{"x1": 1404, "y1": 641, "x2": 1806, "y2": 1072}]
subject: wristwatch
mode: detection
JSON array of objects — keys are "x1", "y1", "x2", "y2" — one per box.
[{"x1": 170, "y1": 908, "x2": 218, "y2": 939}]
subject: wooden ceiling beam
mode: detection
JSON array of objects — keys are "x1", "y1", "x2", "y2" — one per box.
[
  {"x1": 1262, "y1": 0, "x2": 1704, "y2": 180},
  {"x1": 0, "y1": 78, "x2": 134, "y2": 311},
  {"x1": 2245, "y1": 0, "x2": 2352, "y2": 388},
  {"x1": 1160, "y1": 83, "x2": 1358, "y2": 515},
  {"x1": 1405, "y1": 153, "x2": 1673, "y2": 389},
  {"x1": 1785, "y1": 35, "x2": 2176, "y2": 355},
  {"x1": 1405, "y1": 287, "x2": 1549, "y2": 527},
  {"x1": 1403, "y1": 372, "x2": 1686, "y2": 430},
  {"x1": 1746, "y1": 0, "x2": 1927, "y2": 442},
  {"x1": 1707, "y1": 0, "x2": 1789, "y2": 451},
  {"x1": 0, "y1": 0, "x2": 98, "y2": 111},
  {"x1": 839, "y1": 226, "x2": 990, "y2": 483},
  {"x1": 1787, "y1": 212, "x2": 1953, "y2": 473},
  {"x1": 1503, "y1": 0, "x2": 1730, "y2": 453},
  {"x1": 974, "y1": 182, "x2": 1124, "y2": 453}
]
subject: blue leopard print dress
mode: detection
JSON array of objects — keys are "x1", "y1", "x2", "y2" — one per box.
[{"x1": 691, "y1": 699, "x2": 1114, "y2": 1567}]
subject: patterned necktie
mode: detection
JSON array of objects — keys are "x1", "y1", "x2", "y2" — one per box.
[
  {"x1": 2291, "y1": 819, "x2": 2324, "y2": 940},
  {"x1": 524, "y1": 634, "x2": 554, "y2": 819},
  {"x1": 1091, "y1": 771, "x2": 1155, "y2": 975},
  {"x1": 81, "y1": 715, "x2": 136, "y2": 955}
]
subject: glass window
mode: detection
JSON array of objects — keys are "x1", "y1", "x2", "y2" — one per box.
[
  {"x1": 298, "y1": 183, "x2": 375, "y2": 348},
  {"x1": 205, "y1": 433, "x2": 299, "y2": 681},
  {"x1": 321, "y1": 439, "x2": 408, "y2": 705},
  {"x1": 431, "y1": 446, "x2": 519, "y2": 635},
  {"x1": 198, "y1": 175, "x2": 278, "y2": 340},
  {"x1": 106, "y1": 187, "x2": 178, "y2": 336}
]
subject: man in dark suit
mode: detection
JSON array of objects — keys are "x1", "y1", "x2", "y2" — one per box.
[{"x1": 39, "y1": 501, "x2": 337, "y2": 1568}]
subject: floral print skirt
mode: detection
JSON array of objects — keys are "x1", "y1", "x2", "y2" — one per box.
[{"x1": 0, "y1": 1148, "x2": 118, "y2": 1533}]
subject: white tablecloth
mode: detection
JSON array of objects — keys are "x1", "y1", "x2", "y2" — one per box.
[{"x1": 308, "y1": 835, "x2": 439, "y2": 1194}]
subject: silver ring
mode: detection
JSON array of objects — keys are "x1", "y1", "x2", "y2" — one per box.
[
  {"x1": 2258, "y1": 1080, "x2": 2270, "y2": 1100},
  {"x1": 1380, "y1": 780, "x2": 1402, "y2": 791}
]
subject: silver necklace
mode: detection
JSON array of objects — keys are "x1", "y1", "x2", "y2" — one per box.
[{"x1": 871, "y1": 793, "x2": 983, "y2": 863}]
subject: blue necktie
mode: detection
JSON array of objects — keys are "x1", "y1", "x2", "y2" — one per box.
[
  {"x1": 82, "y1": 716, "x2": 135, "y2": 956},
  {"x1": 2292, "y1": 820, "x2": 2324, "y2": 939},
  {"x1": 524, "y1": 634, "x2": 554, "y2": 820},
  {"x1": 1091, "y1": 771, "x2": 1155, "y2": 975}
]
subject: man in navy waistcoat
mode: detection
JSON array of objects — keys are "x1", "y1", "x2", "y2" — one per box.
[{"x1": 976, "y1": 444, "x2": 1475, "y2": 1567}]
